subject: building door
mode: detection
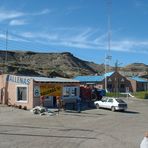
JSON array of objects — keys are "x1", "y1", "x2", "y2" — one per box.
[{"x1": 44, "y1": 96, "x2": 53, "y2": 107}]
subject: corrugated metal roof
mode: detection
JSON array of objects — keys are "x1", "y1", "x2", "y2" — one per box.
[
  {"x1": 130, "y1": 76, "x2": 148, "y2": 83},
  {"x1": 32, "y1": 76, "x2": 79, "y2": 83},
  {"x1": 103, "y1": 71, "x2": 114, "y2": 77},
  {"x1": 74, "y1": 72, "x2": 114, "y2": 82},
  {"x1": 74, "y1": 75, "x2": 104, "y2": 82}
]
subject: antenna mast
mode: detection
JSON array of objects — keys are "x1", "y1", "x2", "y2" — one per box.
[
  {"x1": 107, "y1": 0, "x2": 112, "y2": 58},
  {"x1": 105, "y1": 0, "x2": 112, "y2": 91}
]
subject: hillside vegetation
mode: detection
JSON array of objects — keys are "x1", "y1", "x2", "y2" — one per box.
[{"x1": 0, "y1": 50, "x2": 147, "y2": 78}]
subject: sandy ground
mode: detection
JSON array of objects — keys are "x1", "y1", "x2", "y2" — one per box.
[{"x1": 0, "y1": 97, "x2": 148, "y2": 148}]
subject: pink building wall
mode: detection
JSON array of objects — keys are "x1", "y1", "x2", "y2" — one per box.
[
  {"x1": 0, "y1": 74, "x2": 80, "y2": 109},
  {"x1": 0, "y1": 74, "x2": 34, "y2": 109}
]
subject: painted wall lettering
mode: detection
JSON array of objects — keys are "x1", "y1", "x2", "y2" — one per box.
[{"x1": 6, "y1": 75, "x2": 31, "y2": 85}]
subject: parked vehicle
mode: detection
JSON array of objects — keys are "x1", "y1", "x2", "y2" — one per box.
[
  {"x1": 94, "y1": 97, "x2": 127, "y2": 112},
  {"x1": 80, "y1": 86, "x2": 106, "y2": 102}
]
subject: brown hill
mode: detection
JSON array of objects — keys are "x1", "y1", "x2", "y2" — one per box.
[
  {"x1": 0, "y1": 50, "x2": 147, "y2": 78},
  {"x1": 120, "y1": 63, "x2": 148, "y2": 77},
  {"x1": 0, "y1": 50, "x2": 101, "y2": 77}
]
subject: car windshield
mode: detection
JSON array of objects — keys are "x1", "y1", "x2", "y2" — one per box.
[
  {"x1": 116, "y1": 99, "x2": 125, "y2": 103},
  {"x1": 101, "y1": 98, "x2": 108, "y2": 102}
]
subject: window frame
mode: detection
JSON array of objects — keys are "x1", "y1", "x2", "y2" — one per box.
[
  {"x1": 63, "y1": 86, "x2": 79, "y2": 97},
  {"x1": 16, "y1": 85, "x2": 28, "y2": 103}
]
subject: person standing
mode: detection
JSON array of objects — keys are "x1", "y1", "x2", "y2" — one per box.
[
  {"x1": 56, "y1": 96, "x2": 61, "y2": 114},
  {"x1": 40, "y1": 95, "x2": 45, "y2": 106},
  {"x1": 76, "y1": 97, "x2": 81, "y2": 113},
  {"x1": 140, "y1": 131, "x2": 148, "y2": 148}
]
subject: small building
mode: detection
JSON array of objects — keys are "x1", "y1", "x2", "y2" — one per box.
[
  {"x1": 75, "y1": 71, "x2": 148, "y2": 93},
  {"x1": 127, "y1": 76, "x2": 148, "y2": 92},
  {"x1": 104, "y1": 71, "x2": 132, "y2": 92},
  {"x1": 0, "y1": 74, "x2": 80, "y2": 109},
  {"x1": 75, "y1": 71, "x2": 132, "y2": 92}
]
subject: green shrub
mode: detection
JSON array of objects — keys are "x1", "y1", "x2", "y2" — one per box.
[
  {"x1": 106, "y1": 91, "x2": 148, "y2": 99},
  {"x1": 144, "y1": 93, "x2": 148, "y2": 99},
  {"x1": 106, "y1": 92, "x2": 124, "y2": 97},
  {"x1": 134, "y1": 91, "x2": 148, "y2": 99}
]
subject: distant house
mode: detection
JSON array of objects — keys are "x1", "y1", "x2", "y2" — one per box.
[
  {"x1": 127, "y1": 76, "x2": 148, "y2": 92},
  {"x1": 103, "y1": 71, "x2": 132, "y2": 92},
  {"x1": 74, "y1": 71, "x2": 148, "y2": 92},
  {"x1": 74, "y1": 71, "x2": 132, "y2": 92}
]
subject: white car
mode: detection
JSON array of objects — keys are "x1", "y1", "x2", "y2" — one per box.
[{"x1": 94, "y1": 97, "x2": 127, "y2": 112}]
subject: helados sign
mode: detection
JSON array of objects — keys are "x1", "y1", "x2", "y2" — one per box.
[{"x1": 6, "y1": 75, "x2": 31, "y2": 85}]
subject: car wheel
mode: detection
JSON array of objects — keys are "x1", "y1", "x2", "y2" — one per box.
[
  {"x1": 111, "y1": 106, "x2": 115, "y2": 112},
  {"x1": 91, "y1": 93, "x2": 97, "y2": 101},
  {"x1": 96, "y1": 104, "x2": 100, "y2": 109}
]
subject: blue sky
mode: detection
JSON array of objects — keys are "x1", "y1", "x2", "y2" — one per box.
[{"x1": 0, "y1": 0, "x2": 148, "y2": 66}]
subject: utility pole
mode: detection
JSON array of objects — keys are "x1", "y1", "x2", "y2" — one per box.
[
  {"x1": 5, "y1": 30, "x2": 8, "y2": 73},
  {"x1": 115, "y1": 60, "x2": 118, "y2": 97},
  {"x1": 115, "y1": 60, "x2": 118, "y2": 72},
  {"x1": 114, "y1": 60, "x2": 122, "y2": 97}
]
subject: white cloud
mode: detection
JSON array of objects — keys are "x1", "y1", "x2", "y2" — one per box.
[
  {"x1": 110, "y1": 39, "x2": 148, "y2": 54},
  {"x1": 30, "y1": 8, "x2": 51, "y2": 16},
  {"x1": 40, "y1": 9, "x2": 51, "y2": 15},
  {"x1": 10, "y1": 27, "x2": 148, "y2": 55},
  {"x1": 21, "y1": 32, "x2": 58, "y2": 40},
  {"x1": 71, "y1": 28, "x2": 96, "y2": 42},
  {"x1": 9, "y1": 19, "x2": 27, "y2": 26},
  {"x1": 0, "y1": 32, "x2": 29, "y2": 42},
  {"x1": 135, "y1": 0, "x2": 144, "y2": 8},
  {"x1": 18, "y1": 29, "x2": 106, "y2": 50},
  {"x1": 65, "y1": 6, "x2": 83, "y2": 15},
  {"x1": 21, "y1": 32, "x2": 35, "y2": 38},
  {"x1": 93, "y1": 33, "x2": 107, "y2": 43},
  {"x1": 0, "y1": 33, "x2": 5, "y2": 39},
  {"x1": 0, "y1": 10, "x2": 24, "y2": 22},
  {"x1": 0, "y1": 8, "x2": 51, "y2": 23},
  {"x1": 8, "y1": 35, "x2": 29, "y2": 42},
  {"x1": 134, "y1": 0, "x2": 148, "y2": 14}
]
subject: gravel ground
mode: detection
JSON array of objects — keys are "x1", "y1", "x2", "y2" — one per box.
[{"x1": 0, "y1": 97, "x2": 148, "y2": 148}]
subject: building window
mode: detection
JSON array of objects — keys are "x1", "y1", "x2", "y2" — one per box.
[
  {"x1": 63, "y1": 87, "x2": 78, "y2": 97},
  {"x1": 120, "y1": 84, "x2": 125, "y2": 89},
  {"x1": 17, "y1": 87, "x2": 27, "y2": 101},
  {"x1": 108, "y1": 78, "x2": 112, "y2": 82},
  {"x1": 121, "y1": 78, "x2": 125, "y2": 82},
  {"x1": 107, "y1": 84, "x2": 112, "y2": 89},
  {"x1": 71, "y1": 87, "x2": 77, "y2": 96},
  {"x1": 63, "y1": 87, "x2": 70, "y2": 97}
]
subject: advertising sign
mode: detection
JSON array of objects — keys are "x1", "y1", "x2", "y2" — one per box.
[
  {"x1": 40, "y1": 84, "x2": 62, "y2": 96},
  {"x1": 34, "y1": 86, "x2": 40, "y2": 97}
]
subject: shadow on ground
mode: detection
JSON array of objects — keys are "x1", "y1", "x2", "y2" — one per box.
[{"x1": 120, "y1": 110, "x2": 140, "y2": 114}]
